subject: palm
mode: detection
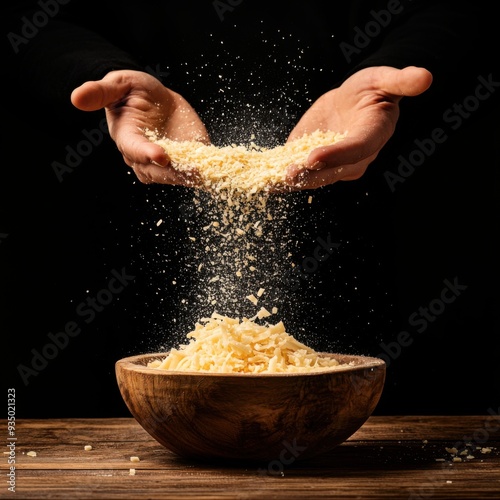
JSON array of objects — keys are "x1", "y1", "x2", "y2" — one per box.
[
  {"x1": 286, "y1": 66, "x2": 432, "y2": 189},
  {"x1": 72, "y1": 70, "x2": 209, "y2": 184}
]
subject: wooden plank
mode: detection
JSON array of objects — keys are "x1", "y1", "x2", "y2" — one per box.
[
  {"x1": 1, "y1": 417, "x2": 499, "y2": 499},
  {"x1": 351, "y1": 414, "x2": 500, "y2": 441},
  {"x1": 12, "y1": 415, "x2": 500, "y2": 441},
  {"x1": 8, "y1": 465, "x2": 500, "y2": 500}
]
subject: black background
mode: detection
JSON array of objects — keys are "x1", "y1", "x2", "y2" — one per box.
[{"x1": 1, "y1": 0, "x2": 499, "y2": 418}]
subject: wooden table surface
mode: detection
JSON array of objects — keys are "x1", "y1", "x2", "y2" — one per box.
[{"x1": 1, "y1": 415, "x2": 499, "y2": 499}]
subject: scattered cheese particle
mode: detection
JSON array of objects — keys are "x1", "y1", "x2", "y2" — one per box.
[
  {"x1": 129, "y1": 469, "x2": 136, "y2": 476},
  {"x1": 452, "y1": 457, "x2": 462, "y2": 462},
  {"x1": 236, "y1": 271, "x2": 242, "y2": 277},
  {"x1": 307, "y1": 195, "x2": 313, "y2": 204},
  {"x1": 156, "y1": 219, "x2": 163, "y2": 226},
  {"x1": 246, "y1": 294, "x2": 258, "y2": 305},
  {"x1": 257, "y1": 288, "x2": 265, "y2": 297},
  {"x1": 189, "y1": 236, "x2": 196, "y2": 241},
  {"x1": 249, "y1": 266, "x2": 256, "y2": 271},
  {"x1": 272, "y1": 307, "x2": 278, "y2": 314},
  {"x1": 446, "y1": 480, "x2": 453, "y2": 484},
  {"x1": 84, "y1": 445, "x2": 93, "y2": 451},
  {"x1": 256, "y1": 307, "x2": 271, "y2": 319},
  {"x1": 130, "y1": 456, "x2": 140, "y2": 462},
  {"x1": 27, "y1": 451, "x2": 37, "y2": 457},
  {"x1": 445, "y1": 447, "x2": 458, "y2": 455},
  {"x1": 481, "y1": 447, "x2": 492, "y2": 454}
]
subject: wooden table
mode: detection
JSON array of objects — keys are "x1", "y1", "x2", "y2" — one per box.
[{"x1": 2, "y1": 416, "x2": 499, "y2": 499}]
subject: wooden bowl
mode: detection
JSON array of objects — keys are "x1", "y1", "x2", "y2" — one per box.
[{"x1": 115, "y1": 352, "x2": 385, "y2": 462}]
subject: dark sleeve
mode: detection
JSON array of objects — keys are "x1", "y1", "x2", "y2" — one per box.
[
  {"x1": 345, "y1": 0, "x2": 489, "y2": 82},
  {"x1": 3, "y1": 1, "x2": 143, "y2": 116}
]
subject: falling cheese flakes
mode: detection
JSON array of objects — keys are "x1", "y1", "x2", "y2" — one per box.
[{"x1": 149, "y1": 131, "x2": 347, "y2": 346}]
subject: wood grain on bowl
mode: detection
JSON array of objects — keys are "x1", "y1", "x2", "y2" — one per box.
[{"x1": 115, "y1": 353, "x2": 385, "y2": 462}]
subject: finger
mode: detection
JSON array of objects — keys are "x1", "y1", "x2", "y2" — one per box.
[
  {"x1": 284, "y1": 166, "x2": 349, "y2": 190},
  {"x1": 287, "y1": 136, "x2": 378, "y2": 178},
  {"x1": 285, "y1": 162, "x2": 370, "y2": 190},
  {"x1": 379, "y1": 66, "x2": 433, "y2": 97},
  {"x1": 286, "y1": 149, "x2": 376, "y2": 187},
  {"x1": 132, "y1": 162, "x2": 202, "y2": 186},
  {"x1": 116, "y1": 136, "x2": 170, "y2": 167},
  {"x1": 71, "y1": 79, "x2": 132, "y2": 111}
]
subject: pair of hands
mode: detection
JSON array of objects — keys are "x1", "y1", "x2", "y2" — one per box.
[{"x1": 70, "y1": 66, "x2": 432, "y2": 190}]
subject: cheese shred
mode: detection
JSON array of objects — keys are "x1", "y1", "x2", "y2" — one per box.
[{"x1": 149, "y1": 313, "x2": 344, "y2": 374}]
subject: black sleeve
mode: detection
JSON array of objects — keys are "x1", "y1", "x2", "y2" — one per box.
[
  {"x1": 345, "y1": 0, "x2": 489, "y2": 83},
  {"x1": 3, "y1": 1, "x2": 143, "y2": 116}
]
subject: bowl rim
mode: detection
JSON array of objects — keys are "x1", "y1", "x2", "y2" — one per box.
[{"x1": 116, "y1": 352, "x2": 386, "y2": 378}]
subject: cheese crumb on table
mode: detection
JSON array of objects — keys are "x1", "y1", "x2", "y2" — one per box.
[
  {"x1": 27, "y1": 451, "x2": 37, "y2": 457},
  {"x1": 129, "y1": 469, "x2": 136, "y2": 476},
  {"x1": 84, "y1": 445, "x2": 93, "y2": 451},
  {"x1": 130, "y1": 456, "x2": 140, "y2": 462}
]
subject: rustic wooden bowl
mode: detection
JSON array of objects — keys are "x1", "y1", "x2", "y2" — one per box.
[{"x1": 115, "y1": 352, "x2": 385, "y2": 462}]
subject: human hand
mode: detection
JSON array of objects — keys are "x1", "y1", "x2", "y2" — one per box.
[
  {"x1": 71, "y1": 70, "x2": 210, "y2": 185},
  {"x1": 285, "y1": 66, "x2": 433, "y2": 189}
]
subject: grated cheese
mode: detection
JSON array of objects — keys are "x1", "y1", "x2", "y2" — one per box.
[
  {"x1": 256, "y1": 307, "x2": 271, "y2": 319},
  {"x1": 149, "y1": 313, "x2": 345, "y2": 374},
  {"x1": 246, "y1": 294, "x2": 258, "y2": 305},
  {"x1": 148, "y1": 129, "x2": 345, "y2": 193}
]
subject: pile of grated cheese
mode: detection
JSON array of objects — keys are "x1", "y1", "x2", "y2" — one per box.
[
  {"x1": 148, "y1": 313, "x2": 345, "y2": 374},
  {"x1": 148, "y1": 129, "x2": 345, "y2": 193}
]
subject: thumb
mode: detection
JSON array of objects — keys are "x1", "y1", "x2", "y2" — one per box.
[
  {"x1": 380, "y1": 66, "x2": 433, "y2": 97},
  {"x1": 71, "y1": 79, "x2": 132, "y2": 111}
]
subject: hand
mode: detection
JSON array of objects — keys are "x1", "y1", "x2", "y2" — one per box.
[
  {"x1": 285, "y1": 66, "x2": 433, "y2": 189},
  {"x1": 71, "y1": 70, "x2": 210, "y2": 185}
]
